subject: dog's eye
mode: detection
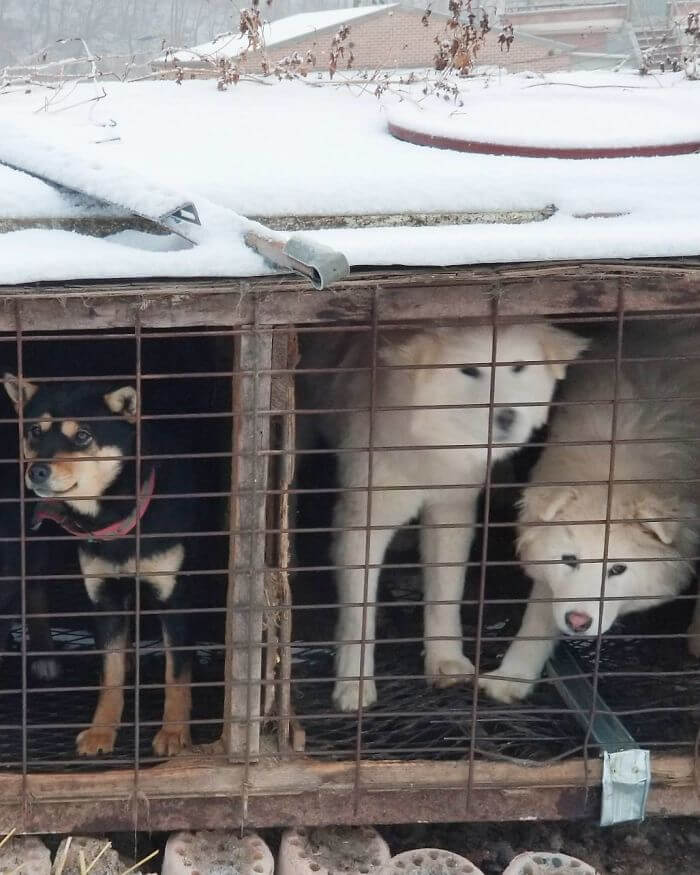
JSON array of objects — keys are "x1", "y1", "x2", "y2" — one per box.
[
  {"x1": 512, "y1": 363, "x2": 526, "y2": 373},
  {"x1": 461, "y1": 366, "x2": 480, "y2": 378},
  {"x1": 608, "y1": 563, "x2": 627, "y2": 577},
  {"x1": 561, "y1": 553, "x2": 579, "y2": 569},
  {"x1": 28, "y1": 424, "x2": 42, "y2": 439},
  {"x1": 74, "y1": 429, "x2": 93, "y2": 447}
]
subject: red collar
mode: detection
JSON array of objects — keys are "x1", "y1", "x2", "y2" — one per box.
[{"x1": 32, "y1": 468, "x2": 156, "y2": 541}]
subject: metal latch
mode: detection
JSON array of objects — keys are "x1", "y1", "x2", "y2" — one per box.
[
  {"x1": 601, "y1": 748, "x2": 650, "y2": 826},
  {"x1": 546, "y1": 644, "x2": 651, "y2": 826}
]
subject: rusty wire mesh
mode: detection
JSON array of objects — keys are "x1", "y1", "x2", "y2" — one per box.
[
  {"x1": 0, "y1": 281, "x2": 698, "y2": 829},
  {"x1": 289, "y1": 299, "x2": 700, "y2": 802}
]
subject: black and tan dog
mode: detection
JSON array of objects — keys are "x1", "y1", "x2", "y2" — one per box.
[{"x1": 4, "y1": 374, "x2": 194, "y2": 757}]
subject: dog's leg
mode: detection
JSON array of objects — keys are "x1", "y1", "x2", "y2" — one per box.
[
  {"x1": 688, "y1": 592, "x2": 700, "y2": 658},
  {"x1": 27, "y1": 583, "x2": 61, "y2": 681},
  {"x1": 478, "y1": 579, "x2": 559, "y2": 703},
  {"x1": 332, "y1": 489, "x2": 411, "y2": 712},
  {"x1": 153, "y1": 607, "x2": 192, "y2": 756},
  {"x1": 421, "y1": 491, "x2": 479, "y2": 687},
  {"x1": 76, "y1": 581, "x2": 129, "y2": 755}
]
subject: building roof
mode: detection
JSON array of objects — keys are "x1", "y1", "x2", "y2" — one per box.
[{"x1": 165, "y1": 5, "x2": 398, "y2": 65}]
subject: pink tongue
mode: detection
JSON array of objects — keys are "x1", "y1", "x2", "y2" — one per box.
[{"x1": 569, "y1": 611, "x2": 590, "y2": 629}]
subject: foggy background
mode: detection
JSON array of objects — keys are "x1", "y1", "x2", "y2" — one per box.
[{"x1": 0, "y1": 0, "x2": 435, "y2": 66}]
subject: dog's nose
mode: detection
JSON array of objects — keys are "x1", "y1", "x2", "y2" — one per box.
[
  {"x1": 496, "y1": 408, "x2": 516, "y2": 432},
  {"x1": 565, "y1": 610, "x2": 593, "y2": 633},
  {"x1": 28, "y1": 463, "x2": 50, "y2": 485}
]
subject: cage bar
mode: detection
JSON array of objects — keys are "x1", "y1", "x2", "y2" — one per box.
[{"x1": 0, "y1": 260, "x2": 698, "y2": 834}]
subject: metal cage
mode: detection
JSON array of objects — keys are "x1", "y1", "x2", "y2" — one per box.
[{"x1": 0, "y1": 261, "x2": 699, "y2": 834}]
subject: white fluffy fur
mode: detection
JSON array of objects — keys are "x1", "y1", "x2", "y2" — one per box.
[
  {"x1": 298, "y1": 323, "x2": 588, "y2": 711},
  {"x1": 481, "y1": 321, "x2": 700, "y2": 704}
]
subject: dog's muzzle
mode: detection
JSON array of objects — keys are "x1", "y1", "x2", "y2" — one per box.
[
  {"x1": 496, "y1": 408, "x2": 516, "y2": 432},
  {"x1": 565, "y1": 610, "x2": 593, "y2": 633},
  {"x1": 27, "y1": 463, "x2": 51, "y2": 486}
]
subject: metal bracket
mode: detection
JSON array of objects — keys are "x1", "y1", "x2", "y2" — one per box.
[
  {"x1": 546, "y1": 644, "x2": 651, "y2": 826},
  {"x1": 600, "y1": 748, "x2": 650, "y2": 827},
  {"x1": 244, "y1": 231, "x2": 350, "y2": 290}
]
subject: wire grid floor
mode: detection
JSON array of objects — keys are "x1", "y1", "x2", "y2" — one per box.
[
  {"x1": 291, "y1": 610, "x2": 700, "y2": 763},
  {"x1": 0, "y1": 596, "x2": 696, "y2": 770},
  {"x1": 0, "y1": 488, "x2": 697, "y2": 771},
  {"x1": 291, "y1": 453, "x2": 700, "y2": 763},
  {"x1": 0, "y1": 625, "x2": 224, "y2": 772}
]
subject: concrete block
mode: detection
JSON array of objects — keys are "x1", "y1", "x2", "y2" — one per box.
[
  {"x1": 380, "y1": 849, "x2": 483, "y2": 875},
  {"x1": 502, "y1": 852, "x2": 596, "y2": 874},
  {"x1": 0, "y1": 835, "x2": 51, "y2": 875},
  {"x1": 162, "y1": 831, "x2": 273, "y2": 875},
  {"x1": 278, "y1": 828, "x2": 391, "y2": 875}
]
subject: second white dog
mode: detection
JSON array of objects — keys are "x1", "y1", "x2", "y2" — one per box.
[
  {"x1": 298, "y1": 322, "x2": 588, "y2": 711},
  {"x1": 481, "y1": 321, "x2": 700, "y2": 704}
]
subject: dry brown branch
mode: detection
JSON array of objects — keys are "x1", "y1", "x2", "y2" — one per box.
[
  {"x1": 684, "y1": 11, "x2": 700, "y2": 78},
  {"x1": 431, "y1": 0, "x2": 494, "y2": 77}
]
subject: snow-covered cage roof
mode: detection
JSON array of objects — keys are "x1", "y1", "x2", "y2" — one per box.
[{"x1": 0, "y1": 70, "x2": 699, "y2": 286}]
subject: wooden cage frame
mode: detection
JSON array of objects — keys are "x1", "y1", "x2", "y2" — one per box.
[{"x1": 0, "y1": 259, "x2": 699, "y2": 833}]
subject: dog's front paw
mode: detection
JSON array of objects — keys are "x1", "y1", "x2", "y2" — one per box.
[
  {"x1": 479, "y1": 670, "x2": 535, "y2": 704},
  {"x1": 152, "y1": 725, "x2": 191, "y2": 757},
  {"x1": 31, "y1": 657, "x2": 61, "y2": 682},
  {"x1": 76, "y1": 727, "x2": 117, "y2": 756},
  {"x1": 332, "y1": 678, "x2": 377, "y2": 712},
  {"x1": 425, "y1": 654, "x2": 475, "y2": 689}
]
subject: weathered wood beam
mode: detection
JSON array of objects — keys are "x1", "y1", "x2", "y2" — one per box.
[
  {"x1": 250, "y1": 207, "x2": 557, "y2": 231},
  {"x1": 0, "y1": 753, "x2": 696, "y2": 832},
  {"x1": 0, "y1": 261, "x2": 698, "y2": 331},
  {"x1": 0, "y1": 216, "x2": 168, "y2": 236}
]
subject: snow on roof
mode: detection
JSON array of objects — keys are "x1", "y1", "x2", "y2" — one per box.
[
  {"x1": 165, "y1": 5, "x2": 397, "y2": 65},
  {"x1": 0, "y1": 70, "x2": 699, "y2": 286}
]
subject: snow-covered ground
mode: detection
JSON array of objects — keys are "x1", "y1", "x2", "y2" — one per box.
[{"x1": 0, "y1": 70, "x2": 699, "y2": 285}]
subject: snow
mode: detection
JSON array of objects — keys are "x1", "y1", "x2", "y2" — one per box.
[
  {"x1": 165, "y1": 5, "x2": 394, "y2": 63},
  {"x1": 387, "y1": 85, "x2": 700, "y2": 149},
  {"x1": 2, "y1": 120, "x2": 197, "y2": 219},
  {"x1": 0, "y1": 70, "x2": 699, "y2": 286}
]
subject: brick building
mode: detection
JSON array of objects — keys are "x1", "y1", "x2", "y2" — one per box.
[{"x1": 154, "y1": 2, "x2": 637, "y2": 77}]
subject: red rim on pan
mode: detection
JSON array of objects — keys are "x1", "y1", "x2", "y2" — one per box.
[{"x1": 388, "y1": 120, "x2": 700, "y2": 159}]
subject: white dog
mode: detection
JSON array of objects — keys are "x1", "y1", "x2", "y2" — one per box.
[
  {"x1": 481, "y1": 321, "x2": 700, "y2": 704},
  {"x1": 297, "y1": 323, "x2": 588, "y2": 711}
]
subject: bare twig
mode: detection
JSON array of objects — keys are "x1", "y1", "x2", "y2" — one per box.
[
  {"x1": 0, "y1": 830, "x2": 17, "y2": 852},
  {"x1": 84, "y1": 842, "x2": 112, "y2": 875},
  {"x1": 120, "y1": 849, "x2": 159, "y2": 875},
  {"x1": 54, "y1": 837, "x2": 72, "y2": 875}
]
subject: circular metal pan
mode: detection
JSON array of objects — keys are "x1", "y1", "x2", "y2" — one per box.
[{"x1": 388, "y1": 121, "x2": 700, "y2": 159}]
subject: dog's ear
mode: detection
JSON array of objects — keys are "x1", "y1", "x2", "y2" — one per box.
[
  {"x1": 517, "y1": 486, "x2": 577, "y2": 555},
  {"x1": 520, "y1": 485, "x2": 577, "y2": 523},
  {"x1": 104, "y1": 386, "x2": 138, "y2": 423},
  {"x1": 536, "y1": 325, "x2": 590, "y2": 381},
  {"x1": 3, "y1": 373, "x2": 38, "y2": 411},
  {"x1": 381, "y1": 331, "x2": 441, "y2": 368},
  {"x1": 633, "y1": 493, "x2": 685, "y2": 545}
]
